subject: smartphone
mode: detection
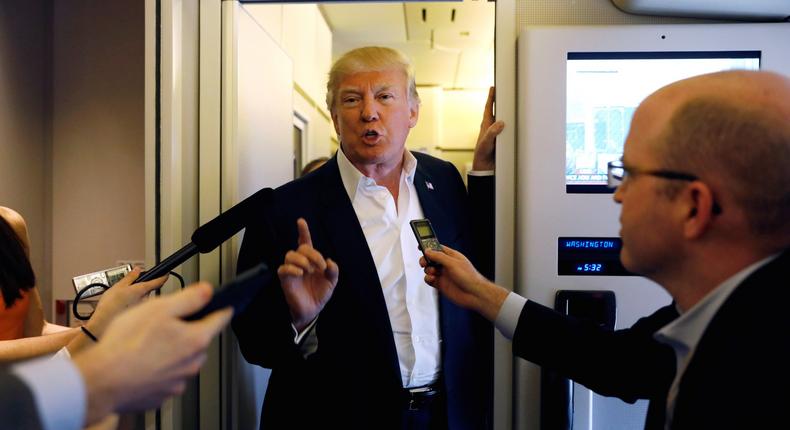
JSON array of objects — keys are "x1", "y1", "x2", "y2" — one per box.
[
  {"x1": 184, "y1": 262, "x2": 270, "y2": 321},
  {"x1": 410, "y1": 218, "x2": 443, "y2": 266}
]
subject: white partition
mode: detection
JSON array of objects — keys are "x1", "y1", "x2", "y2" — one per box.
[{"x1": 222, "y1": 3, "x2": 294, "y2": 429}]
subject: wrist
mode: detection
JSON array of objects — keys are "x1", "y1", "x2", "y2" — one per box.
[
  {"x1": 84, "y1": 319, "x2": 106, "y2": 338},
  {"x1": 81, "y1": 326, "x2": 99, "y2": 343},
  {"x1": 476, "y1": 280, "x2": 509, "y2": 322},
  {"x1": 291, "y1": 313, "x2": 316, "y2": 333},
  {"x1": 472, "y1": 159, "x2": 494, "y2": 171}
]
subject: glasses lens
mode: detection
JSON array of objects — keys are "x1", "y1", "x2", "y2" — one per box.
[{"x1": 607, "y1": 161, "x2": 624, "y2": 189}]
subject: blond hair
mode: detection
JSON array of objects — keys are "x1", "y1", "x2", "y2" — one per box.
[{"x1": 326, "y1": 46, "x2": 420, "y2": 112}]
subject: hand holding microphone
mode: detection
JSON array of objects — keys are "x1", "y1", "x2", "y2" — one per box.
[
  {"x1": 136, "y1": 187, "x2": 274, "y2": 283},
  {"x1": 72, "y1": 188, "x2": 274, "y2": 320}
]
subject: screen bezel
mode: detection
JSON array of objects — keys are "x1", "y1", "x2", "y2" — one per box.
[{"x1": 564, "y1": 50, "x2": 761, "y2": 194}]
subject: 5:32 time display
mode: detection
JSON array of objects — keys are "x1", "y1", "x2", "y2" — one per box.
[{"x1": 575, "y1": 263, "x2": 603, "y2": 272}]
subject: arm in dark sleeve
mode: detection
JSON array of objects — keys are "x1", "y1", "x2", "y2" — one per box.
[
  {"x1": 0, "y1": 372, "x2": 45, "y2": 430},
  {"x1": 512, "y1": 301, "x2": 677, "y2": 402},
  {"x1": 466, "y1": 174, "x2": 494, "y2": 280},
  {"x1": 231, "y1": 210, "x2": 305, "y2": 369}
]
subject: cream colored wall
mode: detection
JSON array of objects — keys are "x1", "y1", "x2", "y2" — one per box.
[
  {"x1": 245, "y1": 3, "x2": 335, "y2": 166},
  {"x1": 0, "y1": 0, "x2": 143, "y2": 319},
  {"x1": 406, "y1": 87, "x2": 489, "y2": 177},
  {"x1": 0, "y1": 0, "x2": 51, "y2": 313},
  {"x1": 438, "y1": 88, "x2": 490, "y2": 176},
  {"x1": 407, "y1": 86, "x2": 442, "y2": 154},
  {"x1": 50, "y1": 0, "x2": 145, "y2": 305}
]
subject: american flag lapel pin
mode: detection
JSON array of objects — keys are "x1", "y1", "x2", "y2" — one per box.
[{"x1": 425, "y1": 181, "x2": 434, "y2": 190}]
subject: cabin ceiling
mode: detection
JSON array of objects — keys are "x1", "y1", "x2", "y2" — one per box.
[{"x1": 320, "y1": 1, "x2": 495, "y2": 89}]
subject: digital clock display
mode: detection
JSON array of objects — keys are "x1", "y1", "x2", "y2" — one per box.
[
  {"x1": 576, "y1": 263, "x2": 603, "y2": 272},
  {"x1": 558, "y1": 237, "x2": 634, "y2": 276}
]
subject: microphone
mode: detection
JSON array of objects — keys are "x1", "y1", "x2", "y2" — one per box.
[{"x1": 135, "y1": 187, "x2": 274, "y2": 283}]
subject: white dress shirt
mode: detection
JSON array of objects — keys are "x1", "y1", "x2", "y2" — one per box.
[
  {"x1": 11, "y1": 354, "x2": 86, "y2": 430},
  {"x1": 336, "y1": 148, "x2": 441, "y2": 388}
]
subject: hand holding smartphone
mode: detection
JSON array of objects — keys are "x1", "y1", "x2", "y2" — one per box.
[{"x1": 184, "y1": 263, "x2": 270, "y2": 321}]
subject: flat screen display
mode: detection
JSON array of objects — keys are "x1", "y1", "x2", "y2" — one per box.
[{"x1": 565, "y1": 51, "x2": 760, "y2": 193}]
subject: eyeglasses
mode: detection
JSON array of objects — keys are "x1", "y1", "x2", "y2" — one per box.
[
  {"x1": 607, "y1": 160, "x2": 722, "y2": 214},
  {"x1": 607, "y1": 160, "x2": 698, "y2": 190}
]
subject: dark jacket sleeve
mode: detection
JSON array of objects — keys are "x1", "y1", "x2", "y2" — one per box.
[
  {"x1": 231, "y1": 204, "x2": 305, "y2": 369},
  {"x1": 0, "y1": 372, "x2": 45, "y2": 430},
  {"x1": 466, "y1": 174, "x2": 495, "y2": 280},
  {"x1": 450, "y1": 167, "x2": 496, "y2": 429},
  {"x1": 512, "y1": 301, "x2": 677, "y2": 402}
]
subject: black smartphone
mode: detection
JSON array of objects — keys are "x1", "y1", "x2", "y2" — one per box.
[
  {"x1": 410, "y1": 218, "x2": 443, "y2": 266},
  {"x1": 184, "y1": 263, "x2": 270, "y2": 321}
]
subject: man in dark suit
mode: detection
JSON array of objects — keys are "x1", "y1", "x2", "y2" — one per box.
[
  {"x1": 233, "y1": 46, "x2": 503, "y2": 429},
  {"x1": 420, "y1": 69, "x2": 790, "y2": 430}
]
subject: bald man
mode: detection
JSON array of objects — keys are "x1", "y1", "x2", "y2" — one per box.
[{"x1": 418, "y1": 70, "x2": 790, "y2": 430}]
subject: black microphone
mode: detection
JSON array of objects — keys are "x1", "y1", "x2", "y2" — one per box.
[{"x1": 135, "y1": 187, "x2": 274, "y2": 283}]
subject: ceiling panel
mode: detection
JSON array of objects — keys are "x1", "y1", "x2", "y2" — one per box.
[
  {"x1": 321, "y1": 3, "x2": 406, "y2": 43},
  {"x1": 455, "y1": 44, "x2": 494, "y2": 89},
  {"x1": 321, "y1": 1, "x2": 494, "y2": 90},
  {"x1": 404, "y1": 1, "x2": 494, "y2": 46},
  {"x1": 407, "y1": 42, "x2": 460, "y2": 87}
]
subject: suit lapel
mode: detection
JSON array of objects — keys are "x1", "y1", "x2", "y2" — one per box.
[
  {"x1": 414, "y1": 163, "x2": 450, "y2": 238},
  {"x1": 316, "y1": 158, "x2": 402, "y2": 386}
]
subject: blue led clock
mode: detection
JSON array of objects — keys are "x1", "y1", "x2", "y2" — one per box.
[
  {"x1": 558, "y1": 237, "x2": 634, "y2": 276},
  {"x1": 576, "y1": 263, "x2": 604, "y2": 272}
]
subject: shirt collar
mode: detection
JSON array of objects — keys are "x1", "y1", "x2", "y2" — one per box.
[
  {"x1": 336, "y1": 146, "x2": 417, "y2": 202},
  {"x1": 655, "y1": 253, "x2": 780, "y2": 353}
]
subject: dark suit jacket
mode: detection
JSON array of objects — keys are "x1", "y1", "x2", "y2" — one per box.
[
  {"x1": 233, "y1": 153, "x2": 494, "y2": 429},
  {"x1": 0, "y1": 371, "x2": 44, "y2": 430},
  {"x1": 512, "y1": 249, "x2": 790, "y2": 429}
]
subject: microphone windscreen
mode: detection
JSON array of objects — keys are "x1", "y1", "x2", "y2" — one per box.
[{"x1": 191, "y1": 187, "x2": 274, "y2": 253}]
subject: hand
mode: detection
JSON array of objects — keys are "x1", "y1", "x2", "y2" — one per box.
[
  {"x1": 472, "y1": 86, "x2": 505, "y2": 171},
  {"x1": 73, "y1": 282, "x2": 233, "y2": 425},
  {"x1": 420, "y1": 245, "x2": 508, "y2": 322},
  {"x1": 84, "y1": 268, "x2": 168, "y2": 338},
  {"x1": 277, "y1": 218, "x2": 339, "y2": 331}
]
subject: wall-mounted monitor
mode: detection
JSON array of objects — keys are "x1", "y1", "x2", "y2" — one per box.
[{"x1": 565, "y1": 51, "x2": 760, "y2": 193}]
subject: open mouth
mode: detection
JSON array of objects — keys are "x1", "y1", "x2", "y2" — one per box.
[{"x1": 363, "y1": 130, "x2": 380, "y2": 138}]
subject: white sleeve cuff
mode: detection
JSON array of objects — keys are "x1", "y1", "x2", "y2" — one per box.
[
  {"x1": 12, "y1": 355, "x2": 85, "y2": 430},
  {"x1": 468, "y1": 170, "x2": 494, "y2": 177},
  {"x1": 52, "y1": 346, "x2": 71, "y2": 360},
  {"x1": 494, "y1": 292, "x2": 527, "y2": 340},
  {"x1": 291, "y1": 318, "x2": 318, "y2": 344},
  {"x1": 291, "y1": 318, "x2": 319, "y2": 359}
]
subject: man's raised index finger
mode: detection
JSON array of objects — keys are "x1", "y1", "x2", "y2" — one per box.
[{"x1": 296, "y1": 218, "x2": 313, "y2": 247}]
